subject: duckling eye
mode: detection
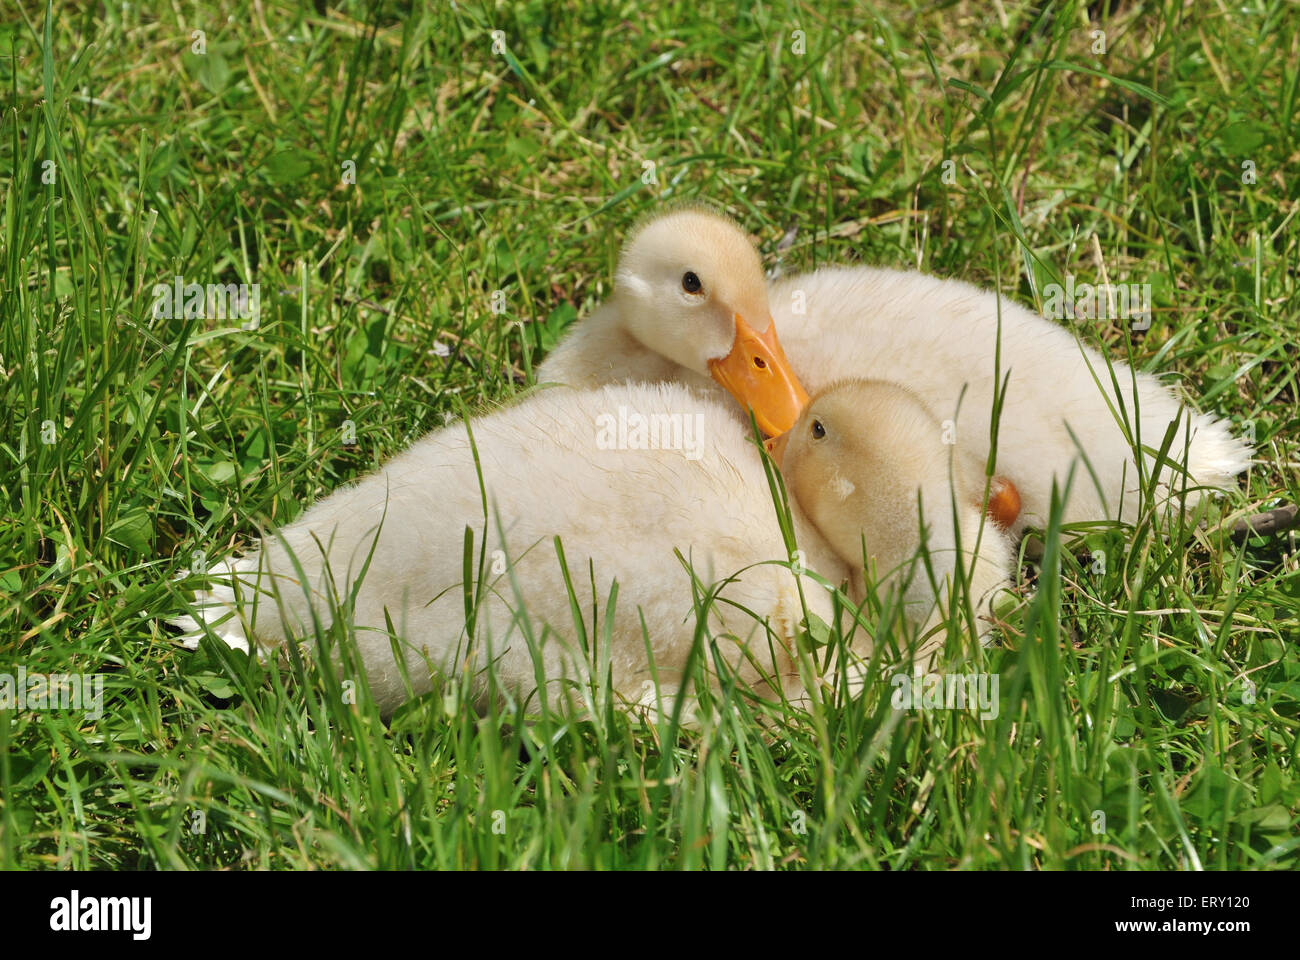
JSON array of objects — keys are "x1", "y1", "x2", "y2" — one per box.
[
  {"x1": 681, "y1": 271, "x2": 702, "y2": 294},
  {"x1": 811, "y1": 419, "x2": 825, "y2": 440}
]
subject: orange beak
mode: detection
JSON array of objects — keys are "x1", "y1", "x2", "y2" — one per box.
[
  {"x1": 764, "y1": 432, "x2": 790, "y2": 469},
  {"x1": 707, "y1": 314, "x2": 810, "y2": 437}
]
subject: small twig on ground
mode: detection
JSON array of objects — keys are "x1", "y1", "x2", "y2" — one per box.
[{"x1": 1230, "y1": 504, "x2": 1299, "y2": 542}]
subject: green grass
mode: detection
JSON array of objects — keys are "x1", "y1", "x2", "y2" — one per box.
[{"x1": 1, "y1": 0, "x2": 1297, "y2": 869}]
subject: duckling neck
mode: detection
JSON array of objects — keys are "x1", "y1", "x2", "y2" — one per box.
[
  {"x1": 538, "y1": 302, "x2": 696, "y2": 389},
  {"x1": 789, "y1": 500, "x2": 853, "y2": 595}
]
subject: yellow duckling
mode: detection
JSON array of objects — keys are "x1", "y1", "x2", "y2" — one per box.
[
  {"x1": 172, "y1": 379, "x2": 1007, "y2": 715},
  {"x1": 769, "y1": 380, "x2": 1014, "y2": 656}
]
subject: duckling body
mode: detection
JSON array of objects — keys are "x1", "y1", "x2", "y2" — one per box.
[
  {"x1": 173, "y1": 382, "x2": 843, "y2": 717},
  {"x1": 538, "y1": 211, "x2": 1251, "y2": 532},
  {"x1": 766, "y1": 267, "x2": 1250, "y2": 531},
  {"x1": 173, "y1": 377, "x2": 1012, "y2": 713}
]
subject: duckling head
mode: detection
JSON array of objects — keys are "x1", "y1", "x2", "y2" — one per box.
[
  {"x1": 614, "y1": 207, "x2": 809, "y2": 435},
  {"x1": 768, "y1": 380, "x2": 1022, "y2": 554},
  {"x1": 767, "y1": 380, "x2": 959, "y2": 569}
]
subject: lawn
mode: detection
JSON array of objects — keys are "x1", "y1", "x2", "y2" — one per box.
[{"x1": 0, "y1": 0, "x2": 1297, "y2": 870}]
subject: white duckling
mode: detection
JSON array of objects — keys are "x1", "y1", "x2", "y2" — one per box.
[
  {"x1": 537, "y1": 209, "x2": 1252, "y2": 532},
  {"x1": 172, "y1": 381, "x2": 845, "y2": 718}
]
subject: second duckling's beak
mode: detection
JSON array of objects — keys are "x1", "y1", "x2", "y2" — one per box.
[
  {"x1": 708, "y1": 315, "x2": 810, "y2": 436},
  {"x1": 763, "y1": 431, "x2": 790, "y2": 469},
  {"x1": 987, "y1": 477, "x2": 1022, "y2": 528}
]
